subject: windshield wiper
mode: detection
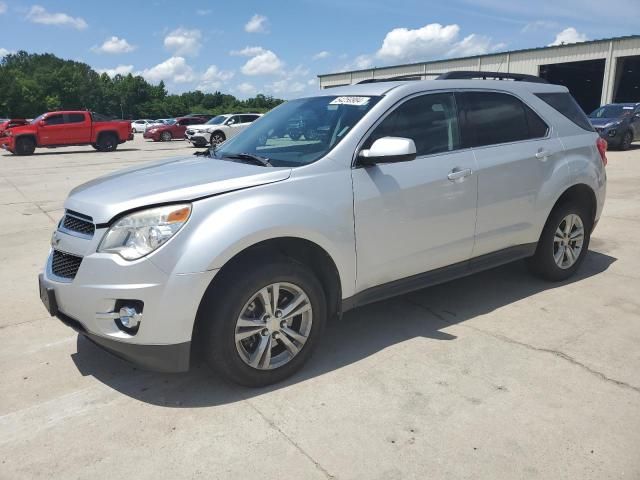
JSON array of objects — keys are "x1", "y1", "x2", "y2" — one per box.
[{"x1": 221, "y1": 153, "x2": 273, "y2": 167}]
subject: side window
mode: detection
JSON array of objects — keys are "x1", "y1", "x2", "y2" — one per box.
[
  {"x1": 44, "y1": 114, "x2": 64, "y2": 126},
  {"x1": 240, "y1": 115, "x2": 255, "y2": 123},
  {"x1": 66, "y1": 113, "x2": 86, "y2": 124},
  {"x1": 365, "y1": 93, "x2": 460, "y2": 156},
  {"x1": 228, "y1": 115, "x2": 241, "y2": 125},
  {"x1": 458, "y1": 92, "x2": 546, "y2": 148},
  {"x1": 534, "y1": 92, "x2": 593, "y2": 132}
]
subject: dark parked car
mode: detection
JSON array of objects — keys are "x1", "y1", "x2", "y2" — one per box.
[{"x1": 589, "y1": 103, "x2": 640, "y2": 150}]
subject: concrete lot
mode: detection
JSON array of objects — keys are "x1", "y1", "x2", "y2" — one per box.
[{"x1": 1, "y1": 136, "x2": 639, "y2": 479}]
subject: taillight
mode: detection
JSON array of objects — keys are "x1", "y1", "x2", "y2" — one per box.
[{"x1": 596, "y1": 137, "x2": 608, "y2": 166}]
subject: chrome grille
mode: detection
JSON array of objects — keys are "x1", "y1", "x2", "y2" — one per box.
[
  {"x1": 51, "y1": 250, "x2": 83, "y2": 279},
  {"x1": 62, "y1": 212, "x2": 95, "y2": 237}
]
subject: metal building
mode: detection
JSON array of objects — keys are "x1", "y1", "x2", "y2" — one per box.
[{"x1": 318, "y1": 35, "x2": 640, "y2": 113}]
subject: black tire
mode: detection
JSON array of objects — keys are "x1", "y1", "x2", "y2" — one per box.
[
  {"x1": 96, "y1": 133, "x2": 118, "y2": 152},
  {"x1": 160, "y1": 131, "x2": 172, "y2": 142},
  {"x1": 620, "y1": 130, "x2": 633, "y2": 151},
  {"x1": 14, "y1": 136, "x2": 36, "y2": 156},
  {"x1": 201, "y1": 257, "x2": 327, "y2": 387},
  {"x1": 527, "y1": 201, "x2": 592, "y2": 281},
  {"x1": 91, "y1": 144, "x2": 99, "y2": 150},
  {"x1": 210, "y1": 131, "x2": 225, "y2": 145}
]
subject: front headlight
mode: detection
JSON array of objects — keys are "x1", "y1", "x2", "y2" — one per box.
[
  {"x1": 202, "y1": 127, "x2": 213, "y2": 133},
  {"x1": 98, "y1": 204, "x2": 191, "y2": 260}
]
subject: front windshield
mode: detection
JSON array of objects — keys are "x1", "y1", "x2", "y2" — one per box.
[
  {"x1": 589, "y1": 105, "x2": 635, "y2": 119},
  {"x1": 31, "y1": 114, "x2": 45, "y2": 124},
  {"x1": 213, "y1": 95, "x2": 381, "y2": 167},
  {"x1": 164, "y1": 119, "x2": 177, "y2": 125},
  {"x1": 206, "y1": 115, "x2": 226, "y2": 125}
]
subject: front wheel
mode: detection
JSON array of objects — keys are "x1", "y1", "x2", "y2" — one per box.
[
  {"x1": 620, "y1": 131, "x2": 633, "y2": 151},
  {"x1": 201, "y1": 258, "x2": 326, "y2": 387},
  {"x1": 14, "y1": 137, "x2": 36, "y2": 156},
  {"x1": 210, "y1": 132, "x2": 225, "y2": 146},
  {"x1": 527, "y1": 202, "x2": 592, "y2": 281},
  {"x1": 160, "y1": 131, "x2": 172, "y2": 142}
]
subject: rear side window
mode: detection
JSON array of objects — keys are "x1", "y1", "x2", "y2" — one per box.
[
  {"x1": 66, "y1": 113, "x2": 85, "y2": 124},
  {"x1": 535, "y1": 92, "x2": 594, "y2": 132},
  {"x1": 365, "y1": 92, "x2": 461, "y2": 156},
  {"x1": 457, "y1": 92, "x2": 548, "y2": 148}
]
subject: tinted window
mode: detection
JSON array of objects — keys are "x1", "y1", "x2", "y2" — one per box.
[
  {"x1": 44, "y1": 114, "x2": 64, "y2": 125},
  {"x1": 535, "y1": 92, "x2": 594, "y2": 132},
  {"x1": 241, "y1": 115, "x2": 259, "y2": 123},
  {"x1": 458, "y1": 92, "x2": 547, "y2": 148},
  {"x1": 366, "y1": 93, "x2": 460, "y2": 156},
  {"x1": 66, "y1": 113, "x2": 85, "y2": 124}
]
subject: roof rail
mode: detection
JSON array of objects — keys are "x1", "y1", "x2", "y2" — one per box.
[
  {"x1": 357, "y1": 73, "x2": 442, "y2": 84},
  {"x1": 436, "y1": 71, "x2": 548, "y2": 84}
]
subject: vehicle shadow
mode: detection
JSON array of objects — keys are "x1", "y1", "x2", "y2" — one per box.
[{"x1": 71, "y1": 250, "x2": 616, "y2": 407}]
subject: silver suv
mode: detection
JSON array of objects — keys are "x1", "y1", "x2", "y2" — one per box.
[{"x1": 39, "y1": 73, "x2": 607, "y2": 386}]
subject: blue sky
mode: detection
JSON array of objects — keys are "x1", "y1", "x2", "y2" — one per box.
[{"x1": 0, "y1": 0, "x2": 638, "y2": 98}]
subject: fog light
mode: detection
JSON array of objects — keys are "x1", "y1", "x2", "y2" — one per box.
[{"x1": 119, "y1": 307, "x2": 142, "y2": 329}]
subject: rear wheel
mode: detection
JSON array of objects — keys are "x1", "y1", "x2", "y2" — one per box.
[
  {"x1": 14, "y1": 137, "x2": 36, "y2": 156},
  {"x1": 620, "y1": 130, "x2": 633, "y2": 151},
  {"x1": 96, "y1": 133, "x2": 118, "y2": 152},
  {"x1": 527, "y1": 201, "x2": 591, "y2": 281},
  {"x1": 201, "y1": 257, "x2": 326, "y2": 387}
]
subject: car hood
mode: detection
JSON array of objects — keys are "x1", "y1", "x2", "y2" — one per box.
[
  {"x1": 589, "y1": 117, "x2": 624, "y2": 127},
  {"x1": 65, "y1": 155, "x2": 292, "y2": 223},
  {"x1": 186, "y1": 124, "x2": 219, "y2": 132}
]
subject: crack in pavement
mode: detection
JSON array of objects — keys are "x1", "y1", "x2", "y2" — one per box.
[
  {"x1": 405, "y1": 299, "x2": 640, "y2": 395},
  {"x1": 245, "y1": 399, "x2": 336, "y2": 479}
]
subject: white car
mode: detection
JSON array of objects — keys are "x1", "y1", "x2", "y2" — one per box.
[
  {"x1": 131, "y1": 119, "x2": 155, "y2": 133},
  {"x1": 185, "y1": 113, "x2": 262, "y2": 147}
]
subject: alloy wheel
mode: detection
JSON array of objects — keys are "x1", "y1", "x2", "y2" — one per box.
[
  {"x1": 234, "y1": 282, "x2": 313, "y2": 370},
  {"x1": 553, "y1": 214, "x2": 585, "y2": 269}
]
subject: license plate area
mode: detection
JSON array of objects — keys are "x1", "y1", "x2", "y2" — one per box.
[{"x1": 38, "y1": 274, "x2": 59, "y2": 317}]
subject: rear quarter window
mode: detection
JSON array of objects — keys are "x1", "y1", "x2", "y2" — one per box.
[{"x1": 535, "y1": 92, "x2": 594, "y2": 132}]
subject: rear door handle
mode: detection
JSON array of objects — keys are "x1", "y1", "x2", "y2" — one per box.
[{"x1": 447, "y1": 168, "x2": 472, "y2": 182}]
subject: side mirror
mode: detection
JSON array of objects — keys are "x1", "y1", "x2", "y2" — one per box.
[
  {"x1": 358, "y1": 137, "x2": 417, "y2": 166},
  {"x1": 38, "y1": 120, "x2": 46, "y2": 127}
]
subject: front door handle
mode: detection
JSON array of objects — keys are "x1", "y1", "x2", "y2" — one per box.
[
  {"x1": 447, "y1": 168, "x2": 472, "y2": 182},
  {"x1": 535, "y1": 149, "x2": 551, "y2": 160}
]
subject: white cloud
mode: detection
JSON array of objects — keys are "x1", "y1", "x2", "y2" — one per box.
[
  {"x1": 138, "y1": 56, "x2": 195, "y2": 83},
  {"x1": 235, "y1": 82, "x2": 257, "y2": 96},
  {"x1": 196, "y1": 9, "x2": 211, "y2": 16},
  {"x1": 0, "y1": 47, "x2": 13, "y2": 57},
  {"x1": 26, "y1": 5, "x2": 87, "y2": 30},
  {"x1": 245, "y1": 14, "x2": 269, "y2": 33},
  {"x1": 97, "y1": 65, "x2": 134, "y2": 77},
  {"x1": 197, "y1": 65, "x2": 234, "y2": 91},
  {"x1": 0, "y1": 2, "x2": 7, "y2": 14},
  {"x1": 92, "y1": 36, "x2": 136, "y2": 54},
  {"x1": 549, "y1": 27, "x2": 588, "y2": 46},
  {"x1": 345, "y1": 23, "x2": 504, "y2": 69},
  {"x1": 230, "y1": 46, "x2": 268, "y2": 57},
  {"x1": 240, "y1": 49, "x2": 284, "y2": 76},
  {"x1": 313, "y1": 51, "x2": 331, "y2": 60},
  {"x1": 448, "y1": 34, "x2": 506, "y2": 57},
  {"x1": 265, "y1": 79, "x2": 306, "y2": 96},
  {"x1": 164, "y1": 28, "x2": 202, "y2": 56}
]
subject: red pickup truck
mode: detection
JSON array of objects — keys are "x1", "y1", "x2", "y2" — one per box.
[{"x1": 0, "y1": 111, "x2": 133, "y2": 155}]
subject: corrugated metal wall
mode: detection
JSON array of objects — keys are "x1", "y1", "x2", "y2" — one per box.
[{"x1": 318, "y1": 36, "x2": 640, "y2": 103}]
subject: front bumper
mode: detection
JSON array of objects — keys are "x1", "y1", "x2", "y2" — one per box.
[
  {"x1": 40, "y1": 230, "x2": 218, "y2": 372},
  {"x1": 594, "y1": 126, "x2": 625, "y2": 146},
  {"x1": 186, "y1": 132, "x2": 209, "y2": 145}
]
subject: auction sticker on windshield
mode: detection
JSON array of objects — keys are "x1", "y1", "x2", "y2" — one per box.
[{"x1": 330, "y1": 96, "x2": 371, "y2": 106}]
